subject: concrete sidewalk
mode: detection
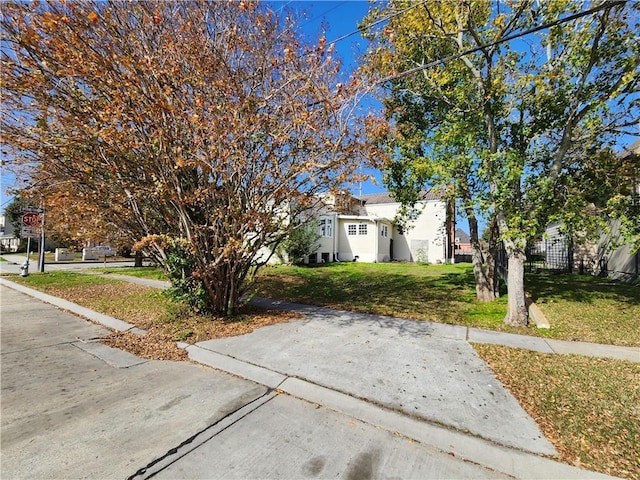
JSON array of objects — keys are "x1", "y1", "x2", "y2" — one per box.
[
  {"x1": 82, "y1": 273, "x2": 640, "y2": 362},
  {"x1": 0, "y1": 282, "x2": 558, "y2": 480},
  {"x1": 0, "y1": 253, "x2": 138, "y2": 275},
  {"x1": 0, "y1": 278, "x2": 621, "y2": 479}
]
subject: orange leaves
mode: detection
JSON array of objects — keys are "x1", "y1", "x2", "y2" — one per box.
[{"x1": 2, "y1": 0, "x2": 375, "y2": 297}]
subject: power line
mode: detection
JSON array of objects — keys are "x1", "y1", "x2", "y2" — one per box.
[
  {"x1": 300, "y1": 1, "x2": 348, "y2": 29},
  {"x1": 378, "y1": 0, "x2": 628, "y2": 85},
  {"x1": 327, "y1": 0, "x2": 430, "y2": 46}
]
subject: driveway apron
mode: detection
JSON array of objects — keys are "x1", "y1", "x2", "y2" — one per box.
[{"x1": 196, "y1": 308, "x2": 556, "y2": 455}]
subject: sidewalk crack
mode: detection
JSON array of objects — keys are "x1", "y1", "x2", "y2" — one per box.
[{"x1": 127, "y1": 391, "x2": 277, "y2": 480}]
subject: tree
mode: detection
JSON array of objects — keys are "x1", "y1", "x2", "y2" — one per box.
[
  {"x1": 3, "y1": 196, "x2": 25, "y2": 241},
  {"x1": 362, "y1": 0, "x2": 639, "y2": 325},
  {"x1": 1, "y1": 1, "x2": 379, "y2": 315},
  {"x1": 278, "y1": 220, "x2": 321, "y2": 265}
]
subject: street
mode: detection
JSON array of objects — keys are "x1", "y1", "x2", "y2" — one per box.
[{"x1": 1, "y1": 284, "x2": 513, "y2": 479}]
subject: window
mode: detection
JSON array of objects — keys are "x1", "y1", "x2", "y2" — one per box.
[
  {"x1": 320, "y1": 218, "x2": 332, "y2": 237},
  {"x1": 358, "y1": 224, "x2": 368, "y2": 235},
  {"x1": 381, "y1": 225, "x2": 388, "y2": 237},
  {"x1": 348, "y1": 224, "x2": 357, "y2": 236}
]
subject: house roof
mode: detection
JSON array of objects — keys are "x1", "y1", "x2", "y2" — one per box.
[
  {"x1": 356, "y1": 190, "x2": 441, "y2": 205},
  {"x1": 620, "y1": 138, "x2": 640, "y2": 158},
  {"x1": 455, "y1": 228, "x2": 470, "y2": 242}
]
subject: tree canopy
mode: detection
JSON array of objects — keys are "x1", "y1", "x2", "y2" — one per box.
[
  {"x1": 362, "y1": 0, "x2": 639, "y2": 325},
  {"x1": 1, "y1": 0, "x2": 380, "y2": 315}
]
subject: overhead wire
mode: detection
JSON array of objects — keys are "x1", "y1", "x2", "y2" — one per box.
[
  {"x1": 326, "y1": 0, "x2": 431, "y2": 46},
  {"x1": 375, "y1": 0, "x2": 628, "y2": 84},
  {"x1": 284, "y1": 0, "x2": 628, "y2": 88}
]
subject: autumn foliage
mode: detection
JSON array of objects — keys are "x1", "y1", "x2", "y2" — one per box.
[{"x1": 1, "y1": 1, "x2": 379, "y2": 315}]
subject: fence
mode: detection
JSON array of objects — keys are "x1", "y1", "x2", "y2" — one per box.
[{"x1": 496, "y1": 238, "x2": 635, "y2": 280}]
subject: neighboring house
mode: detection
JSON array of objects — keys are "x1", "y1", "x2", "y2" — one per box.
[
  {"x1": 0, "y1": 215, "x2": 20, "y2": 253},
  {"x1": 539, "y1": 139, "x2": 640, "y2": 281},
  {"x1": 306, "y1": 190, "x2": 454, "y2": 264},
  {"x1": 454, "y1": 228, "x2": 472, "y2": 263}
]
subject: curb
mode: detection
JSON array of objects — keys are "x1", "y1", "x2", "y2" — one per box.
[
  {"x1": 0, "y1": 278, "x2": 144, "y2": 334},
  {"x1": 0, "y1": 277, "x2": 622, "y2": 479},
  {"x1": 184, "y1": 343, "x2": 616, "y2": 480}
]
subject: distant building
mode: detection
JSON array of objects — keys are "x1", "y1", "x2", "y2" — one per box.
[{"x1": 0, "y1": 216, "x2": 20, "y2": 252}]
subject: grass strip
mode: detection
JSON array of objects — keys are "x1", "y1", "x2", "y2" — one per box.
[
  {"x1": 9, "y1": 272, "x2": 295, "y2": 360},
  {"x1": 92, "y1": 266, "x2": 168, "y2": 280},
  {"x1": 473, "y1": 343, "x2": 640, "y2": 480}
]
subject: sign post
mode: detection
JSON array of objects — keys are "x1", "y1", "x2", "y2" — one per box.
[{"x1": 20, "y1": 209, "x2": 43, "y2": 276}]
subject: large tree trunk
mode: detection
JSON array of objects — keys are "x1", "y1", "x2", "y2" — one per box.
[
  {"x1": 468, "y1": 214, "x2": 496, "y2": 302},
  {"x1": 503, "y1": 238, "x2": 528, "y2": 326}
]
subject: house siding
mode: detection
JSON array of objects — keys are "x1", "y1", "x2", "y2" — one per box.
[
  {"x1": 365, "y1": 200, "x2": 447, "y2": 264},
  {"x1": 267, "y1": 191, "x2": 451, "y2": 265},
  {"x1": 337, "y1": 218, "x2": 376, "y2": 262}
]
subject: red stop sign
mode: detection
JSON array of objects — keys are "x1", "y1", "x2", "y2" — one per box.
[{"x1": 22, "y1": 212, "x2": 41, "y2": 227}]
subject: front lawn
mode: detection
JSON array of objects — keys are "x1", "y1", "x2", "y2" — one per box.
[
  {"x1": 94, "y1": 266, "x2": 168, "y2": 281},
  {"x1": 255, "y1": 262, "x2": 639, "y2": 346},
  {"x1": 475, "y1": 344, "x2": 640, "y2": 479}
]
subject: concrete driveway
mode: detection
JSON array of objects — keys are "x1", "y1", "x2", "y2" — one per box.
[
  {"x1": 1, "y1": 285, "x2": 517, "y2": 479},
  {"x1": 1, "y1": 275, "x2": 617, "y2": 479}
]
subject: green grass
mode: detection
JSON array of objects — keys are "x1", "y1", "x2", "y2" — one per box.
[
  {"x1": 12, "y1": 271, "x2": 120, "y2": 288},
  {"x1": 257, "y1": 262, "x2": 485, "y2": 322},
  {"x1": 474, "y1": 344, "x2": 640, "y2": 479},
  {"x1": 93, "y1": 266, "x2": 168, "y2": 280},
  {"x1": 256, "y1": 262, "x2": 639, "y2": 345},
  {"x1": 525, "y1": 274, "x2": 639, "y2": 346}
]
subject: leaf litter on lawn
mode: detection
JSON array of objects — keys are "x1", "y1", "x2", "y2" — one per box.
[
  {"x1": 473, "y1": 343, "x2": 640, "y2": 480},
  {"x1": 36, "y1": 280, "x2": 297, "y2": 361}
]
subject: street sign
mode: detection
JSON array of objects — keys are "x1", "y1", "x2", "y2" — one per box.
[
  {"x1": 21, "y1": 212, "x2": 42, "y2": 228},
  {"x1": 21, "y1": 226, "x2": 40, "y2": 238},
  {"x1": 24, "y1": 207, "x2": 44, "y2": 214},
  {"x1": 20, "y1": 211, "x2": 43, "y2": 238}
]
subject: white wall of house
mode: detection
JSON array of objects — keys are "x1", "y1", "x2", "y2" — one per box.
[
  {"x1": 314, "y1": 215, "x2": 337, "y2": 263},
  {"x1": 0, "y1": 215, "x2": 20, "y2": 253},
  {"x1": 365, "y1": 200, "x2": 447, "y2": 264},
  {"x1": 336, "y1": 217, "x2": 377, "y2": 262},
  {"x1": 259, "y1": 193, "x2": 449, "y2": 266},
  {"x1": 377, "y1": 220, "x2": 392, "y2": 262}
]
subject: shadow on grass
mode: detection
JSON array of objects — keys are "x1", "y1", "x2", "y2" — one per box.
[
  {"x1": 526, "y1": 273, "x2": 639, "y2": 306},
  {"x1": 256, "y1": 263, "x2": 487, "y2": 324}
]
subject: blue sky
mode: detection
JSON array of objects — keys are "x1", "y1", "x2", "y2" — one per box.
[
  {"x1": 3, "y1": 1, "x2": 637, "y2": 215},
  {"x1": 273, "y1": 0, "x2": 387, "y2": 196},
  {"x1": 0, "y1": 1, "x2": 381, "y2": 212}
]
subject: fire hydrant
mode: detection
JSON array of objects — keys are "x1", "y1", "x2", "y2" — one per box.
[{"x1": 20, "y1": 260, "x2": 29, "y2": 277}]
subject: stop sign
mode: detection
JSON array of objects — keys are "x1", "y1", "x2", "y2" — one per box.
[{"x1": 22, "y1": 212, "x2": 41, "y2": 227}]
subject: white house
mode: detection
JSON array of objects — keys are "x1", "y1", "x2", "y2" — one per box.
[
  {"x1": 0, "y1": 215, "x2": 20, "y2": 253},
  {"x1": 307, "y1": 191, "x2": 453, "y2": 264}
]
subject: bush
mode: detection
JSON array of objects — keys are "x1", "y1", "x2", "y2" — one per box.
[
  {"x1": 278, "y1": 220, "x2": 321, "y2": 265},
  {"x1": 163, "y1": 238, "x2": 212, "y2": 313}
]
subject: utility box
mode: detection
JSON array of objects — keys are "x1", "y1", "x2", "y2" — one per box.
[{"x1": 55, "y1": 248, "x2": 75, "y2": 262}]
